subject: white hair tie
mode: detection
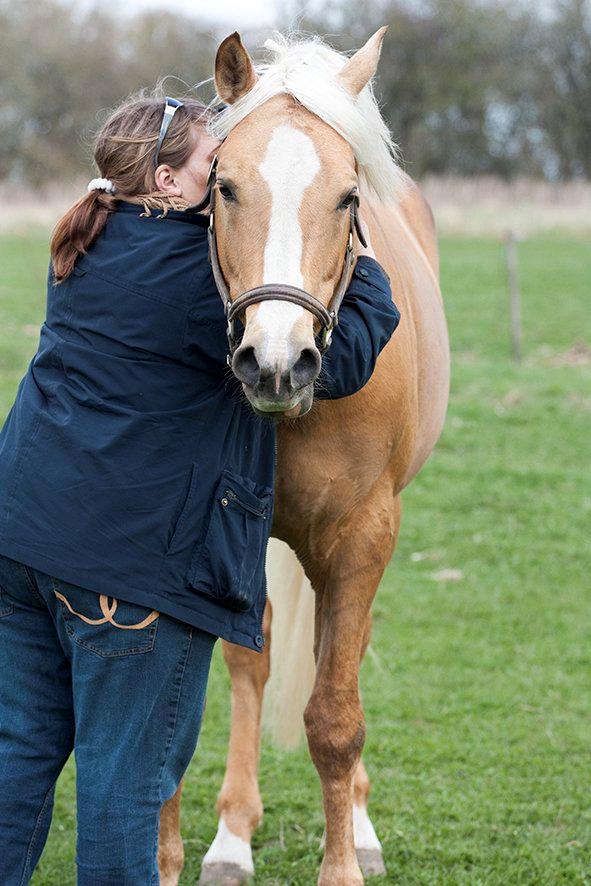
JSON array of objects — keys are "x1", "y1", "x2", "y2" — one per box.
[{"x1": 87, "y1": 177, "x2": 116, "y2": 194}]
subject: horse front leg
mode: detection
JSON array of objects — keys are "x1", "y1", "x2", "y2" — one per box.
[
  {"x1": 199, "y1": 600, "x2": 272, "y2": 884},
  {"x1": 305, "y1": 496, "x2": 399, "y2": 885},
  {"x1": 352, "y1": 605, "x2": 387, "y2": 877}
]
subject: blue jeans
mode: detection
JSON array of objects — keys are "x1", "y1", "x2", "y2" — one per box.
[{"x1": 0, "y1": 554, "x2": 216, "y2": 885}]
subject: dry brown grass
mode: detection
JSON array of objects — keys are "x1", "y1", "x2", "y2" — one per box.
[
  {"x1": 0, "y1": 182, "x2": 83, "y2": 234},
  {"x1": 421, "y1": 176, "x2": 591, "y2": 237},
  {"x1": 1, "y1": 177, "x2": 589, "y2": 238}
]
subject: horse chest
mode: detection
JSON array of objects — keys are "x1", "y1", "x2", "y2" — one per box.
[{"x1": 271, "y1": 417, "x2": 396, "y2": 543}]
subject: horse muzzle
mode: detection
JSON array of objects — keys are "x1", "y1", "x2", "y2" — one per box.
[{"x1": 232, "y1": 340, "x2": 320, "y2": 417}]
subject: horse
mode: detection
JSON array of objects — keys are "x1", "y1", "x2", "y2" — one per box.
[{"x1": 158, "y1": 28, "x2": 450, "y2": 886}]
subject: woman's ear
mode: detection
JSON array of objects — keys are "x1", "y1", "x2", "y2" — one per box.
[
  {"x1": 154, "y1": 164, "x2": 182, "y2": 197},
  {"x1": 214, "y1": 32, "x2": 258, "y2": 103}
]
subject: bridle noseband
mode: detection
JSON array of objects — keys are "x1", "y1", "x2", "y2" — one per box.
[{"x1": 188, "y1": 155, "x2": 367, "y2": 365}]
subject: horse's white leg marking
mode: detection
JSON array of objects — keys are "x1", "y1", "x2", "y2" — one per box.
[
  {"x1": 202, "y1": 817, "x2": 254, "y2": 874},
  {"x1": 320, "y1": 803, "x2": 382, "y2": 852},
  {"x1": 257, "y1": 124, "x2": 320, "y2": 365},
  {"x1": 352, "y1": 803, "x2": 382, "y2": 852}
]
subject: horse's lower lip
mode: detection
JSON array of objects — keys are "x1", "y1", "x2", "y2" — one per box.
[
  {"x1": 244, "y1": 382, "x2": 314, "y2": 419},
  {"x1": 243, "y1": 386, "x2": 299, "y2": 412},
  {"x1": 251, "y1": 401, "x2": 296, "y2": 414},
  {"x1": 247, "y1": 392, "x2": 304, "y2": 418}
]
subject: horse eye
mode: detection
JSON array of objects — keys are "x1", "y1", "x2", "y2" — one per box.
[
  {"x1": 218, "y1": 182, "x2": 236, "y2": 202},
  {"x1": 338, "y1": 191, "x2": 357, "y2": 210}
]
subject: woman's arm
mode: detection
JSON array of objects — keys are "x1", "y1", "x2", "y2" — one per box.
[{"x1": 313, "y1": 217, "x2": 400, "y2": 401}]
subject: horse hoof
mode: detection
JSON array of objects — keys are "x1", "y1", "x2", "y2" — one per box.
[
  {"x1": 356, "y1": 848, "x2": 387, "y2": 877},
  {"x1": 198, "y1": 861, "x2": 253, "y2": 885}
]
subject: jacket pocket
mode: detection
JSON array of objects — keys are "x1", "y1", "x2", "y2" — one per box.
[
  {"x1": 53, "y1": 580, "x2": 159, "y2": 658},
  {"x1": 167, "y1": 463, "x2": 200, "y2": 554},
  {"x1": 187, "y1": 468, "x2": 272, "y2": 612}
]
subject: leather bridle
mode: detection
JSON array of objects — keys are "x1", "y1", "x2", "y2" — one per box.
[{"x1": 188, "y1": 154, "x2": 367, "y2": 365}]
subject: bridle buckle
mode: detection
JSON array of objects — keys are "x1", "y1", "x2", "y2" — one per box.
[{"x1": 320, "y1": 311, "x2": 337, "y2": 352}]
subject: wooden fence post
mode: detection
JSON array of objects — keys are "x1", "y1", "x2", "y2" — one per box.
[{"x1": 504, "y1": 231, "x2": 522, "y2": 364}]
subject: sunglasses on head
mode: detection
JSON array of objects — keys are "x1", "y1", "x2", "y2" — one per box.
[
  {"x1": 153, "y1": 97, "x2": 227, "y2": 170},
  {"x1": 153, "y1": 97, "x2": 184, "y2": 170}
]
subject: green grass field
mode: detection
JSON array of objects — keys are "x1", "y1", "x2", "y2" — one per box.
[{"x1": 0, "y1": 231, "x2": 589, "y2": 884}]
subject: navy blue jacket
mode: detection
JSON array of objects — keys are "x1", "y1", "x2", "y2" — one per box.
[{"x1": 0, "y1": 202, "x2": 399, "y2": 652}]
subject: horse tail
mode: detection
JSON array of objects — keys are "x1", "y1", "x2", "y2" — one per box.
[{"x1": 262, "y1": 538, "x2": 316, "y2": 749}]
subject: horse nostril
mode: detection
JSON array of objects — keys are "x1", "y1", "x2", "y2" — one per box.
[
  {"x1": 232, "y1": 345, "x2": 260, "y2": 387},
  {"x1": 291, "y1": 347, "x2": 321, "y2": 390}
]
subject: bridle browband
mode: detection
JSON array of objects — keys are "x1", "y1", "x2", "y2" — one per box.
[{"x1": 187, "y1": 154, "x2": 367, "y2": 365}]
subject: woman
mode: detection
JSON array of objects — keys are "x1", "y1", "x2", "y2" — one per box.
[{"x1": 0, "y1": 92, "x2": 400, "y2": 884}]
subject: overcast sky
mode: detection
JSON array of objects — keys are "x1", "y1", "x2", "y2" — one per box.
[
  {"x1": 86, "y1": 0, "x2": 556, "y2": 37},
  {"x1": 116, "y1": 0, "x2": 281, "y2": 26},
  {"x1": 86, "y1": 0, "x2": 552, "y2": 30}
]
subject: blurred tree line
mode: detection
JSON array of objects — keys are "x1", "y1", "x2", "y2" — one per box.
[{"x1": 0, "y1": 0, "x2": 589, "y2": 184}]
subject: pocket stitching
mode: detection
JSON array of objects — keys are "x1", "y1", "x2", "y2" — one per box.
[
  {"x1": 219, "y1": 467, "x2": 272, "y2": 512},
  {"x1": 54, "y1": 584, "x2": 158, "y2": 658},
  {"x1": 59, "y1": 608, "x2": 158, "y2": 658},
  {"x1": 72, "y1": 631, "x2": 157, "y2": 659}
]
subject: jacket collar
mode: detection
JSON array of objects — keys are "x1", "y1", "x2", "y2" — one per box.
[{"x1": 115, "y1": 200, "x2": 210, "y2": 229}]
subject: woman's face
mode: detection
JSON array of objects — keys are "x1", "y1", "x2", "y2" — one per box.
[
  {"x1": 167, "y1": 127, "x2": 221, "y2": 205},
  {"x1": 176, "y1": 129, "x2": 220, "y2": 203}
]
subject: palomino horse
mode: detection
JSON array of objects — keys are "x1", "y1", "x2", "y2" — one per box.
[{"x1": 158, "y1": 29, "x2": 449, "y2": 886}]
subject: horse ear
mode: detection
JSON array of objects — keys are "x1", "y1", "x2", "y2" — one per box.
[
  {"x1": 214, "y1": 32, "x2": 258, "y2": 104},
  {"x1": 337, "y1": 26, "x2": 388, "y2": 96}
]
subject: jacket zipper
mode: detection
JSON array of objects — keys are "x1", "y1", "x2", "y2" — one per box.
[{"x1": 256, "y1": 430, "x2": 277, "y2": 650}]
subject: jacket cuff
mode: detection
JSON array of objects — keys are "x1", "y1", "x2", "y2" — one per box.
[{"x1": 352, "y1": 255, "x2": 391, "y2": 287}]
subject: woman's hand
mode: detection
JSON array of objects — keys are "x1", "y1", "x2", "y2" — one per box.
[{"x1": 353, "y1": 210, "x2": 376, "y2": 260}]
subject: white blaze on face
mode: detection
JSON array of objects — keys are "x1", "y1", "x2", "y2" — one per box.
[{"x1": 257, "y1": 124, "x2": 321, "y2": 364}]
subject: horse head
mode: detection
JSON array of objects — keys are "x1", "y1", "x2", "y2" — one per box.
[{"x1": 204, "y1": 29, "x2": 401, "y2": 418}]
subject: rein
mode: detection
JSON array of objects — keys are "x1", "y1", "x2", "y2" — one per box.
[{"x1": 188, "y1": 155, "x2": 367, "y2": 364}]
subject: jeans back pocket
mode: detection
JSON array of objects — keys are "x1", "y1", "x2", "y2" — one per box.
[
  {"x1": 53, "y1": 580, "x2": 159, "y2": 658},
  {"x1": 187, "y1": 468, "x2": 272, "y2": 612}
]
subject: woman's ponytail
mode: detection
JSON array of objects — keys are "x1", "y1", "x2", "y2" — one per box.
[{"x1": 50, "y1": 189, "x2": 116, "y2": 283}]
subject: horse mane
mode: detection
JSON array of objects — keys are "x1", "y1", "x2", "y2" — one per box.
[{"x1": 207, "y1": 32, "x2": 405, "y2": 203}]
